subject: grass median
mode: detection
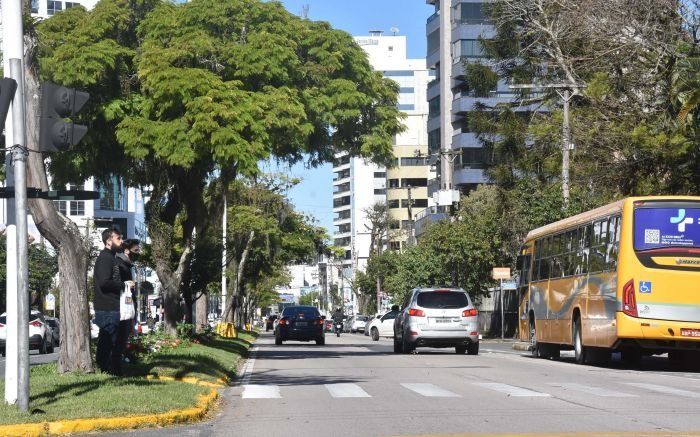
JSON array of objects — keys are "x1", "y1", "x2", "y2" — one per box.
[{"x1": 0, "y1": 330, "x2": 256, "y2": 426}]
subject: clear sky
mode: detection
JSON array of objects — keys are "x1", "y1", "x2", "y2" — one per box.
[{"x1": 273, "y1": 0, "x2": 433, "y2": 235}]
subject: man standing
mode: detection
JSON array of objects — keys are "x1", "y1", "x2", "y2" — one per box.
[
  {"x1": 115, "y1": 239, "x2": 140, "y2": 363},
  {"x1": 94, "y1": 228, "x2": 132, "y2": 375}
]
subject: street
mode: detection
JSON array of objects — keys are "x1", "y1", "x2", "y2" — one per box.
[
  {"x1": 104, "y1": 332, "x2": 700, "y2": 437},
  {"x1": 0, "y1": 348, "x2": 60, "y2": 378}
]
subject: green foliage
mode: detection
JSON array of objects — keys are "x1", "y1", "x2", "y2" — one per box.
[
  {"x1": 299, "y1": 291, "x2": 319, "y2": 307},
  {"x1": 176, "y1": 322, "x2": 196, "y2": 340},
  {"x1": 0, "y1": 241, "x2": 58, "y2": 312},
  {"x1": 462, "y1": 62, "x2": 499, "y2": 98}
]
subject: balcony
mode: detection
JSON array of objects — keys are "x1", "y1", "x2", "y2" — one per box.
[
  {"x1": 414, "y1": 206, "x2": 449, "y2": 238},
  {"x1": 453, "y1": 167, "x2": 488, "y2": 185},
  {"x1": 426, "y1": 11, "x2": 440, "y2": 35},
  {"x1": 451, "y1": 22, "x2": 496, "y2": 42},
  {"x1": 427, "y1": 115, "x2": 441, "y2": 132},
  {"x1": 333, "y1": 196, "x2": 351, "y2": 209},
  {"x1": 427, "y1": 49, "x2": 441, "y2": 69},
  {"x1": 427, "y1": 79, "x2": 440, "y2": 101},
  {"x1": 452, "y1": 132, "x2": 480, "y2": 148}
]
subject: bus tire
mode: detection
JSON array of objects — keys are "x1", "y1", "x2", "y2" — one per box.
[{"x1": 573, "y1": 317, "x2": 588, "y2": 365}]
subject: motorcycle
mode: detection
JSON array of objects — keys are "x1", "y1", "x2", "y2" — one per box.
[{"x1": 335, "y1": 321, "x2": 343, "y2": 337}]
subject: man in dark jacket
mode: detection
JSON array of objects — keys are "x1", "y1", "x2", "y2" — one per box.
[
  {"x1": 115, "y1": 239, "x2": 140, "y2": 365},
  {"x1": 94, "y1": 228, "x2": 132, "y2": 375}
]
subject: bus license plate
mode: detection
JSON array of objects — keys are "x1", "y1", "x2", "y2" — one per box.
[{"x1": 680, "y1": 328, "x2": 700, "y2": 338}]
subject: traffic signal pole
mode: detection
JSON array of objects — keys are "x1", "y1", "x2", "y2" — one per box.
[{"x1": 2, "y1": 0, "x2": 29, "y2": 411}]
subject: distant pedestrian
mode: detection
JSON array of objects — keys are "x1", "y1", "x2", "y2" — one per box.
[
  {"x1": 93, "y1": 228, "x2": 133, "y2": 375},
  {"x1": 115, "y1": 239, "x2": 141, "y2": 367}
]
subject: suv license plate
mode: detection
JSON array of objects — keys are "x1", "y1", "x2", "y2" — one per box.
[
  {"x1": 680, "y1": 328, "x2": 700, "y2": 337},
  {"x1": 296, "y1": 322, "x2": 308, "y2": 327},
  {"x1": 434, "y1": 318, "x2": 451, "y2": 324}
]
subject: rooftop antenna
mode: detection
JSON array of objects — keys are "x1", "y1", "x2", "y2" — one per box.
[
  {"x1": 391, "y1": 26, "x2": 399, "y2": 35},
  {"x1": 301, "y1": 4, "x2": 309, "y2": 19}
]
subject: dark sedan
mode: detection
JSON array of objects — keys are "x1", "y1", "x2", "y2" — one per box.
[{"x1": 274, "y1": 306, "x2": 325, "y2": 346}]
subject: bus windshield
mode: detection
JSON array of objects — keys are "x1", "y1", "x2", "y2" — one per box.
[{"x1": 634, "y1": 204, "x2": 700, "y2": 251}]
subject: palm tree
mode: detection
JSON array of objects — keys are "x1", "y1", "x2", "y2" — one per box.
[{"x1": 673, "y1": 57, "x2": 700, "y2": 127}]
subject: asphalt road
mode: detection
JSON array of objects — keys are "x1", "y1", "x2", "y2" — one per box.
[
  {"x1": 0, "y1": 348, "x2": 60, "y2": 378},
  {"x1": 105, "y1": 332, "x2": 700, "y2": 437}
]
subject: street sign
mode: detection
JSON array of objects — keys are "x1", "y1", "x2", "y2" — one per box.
[
  {"x1": 502, "y1": 281, "x2": 517, "y2": 290},
  {"x1": 492, "y1": 267, "x2": 511, "y2": 280},
  {"x1": 45, "y1": 293, "x2": 55, "y2": 311}
]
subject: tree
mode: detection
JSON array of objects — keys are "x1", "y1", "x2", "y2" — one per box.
[
  {"x1": 0, "y1": 239, "x2": 58, "y2": 313},
  {"x1": 33, "y1": 0, "x2": 404, "y2": 338}
]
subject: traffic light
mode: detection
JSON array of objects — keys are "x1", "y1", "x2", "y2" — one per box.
[
  {"x1": 0, "y1": 78, "x2": 18, "y2": 128},
  {"x1": 39, "y1": 81, "x2": 89, "y2": 152}
]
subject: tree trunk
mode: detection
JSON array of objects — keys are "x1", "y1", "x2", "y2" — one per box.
[
  {"x1": 222, "y1": 230, "x2": 254, "y2": 323},
  {"x1": 195, "y1": 292, "x2": 208, "y2": 333},
  {"x1": 24, "y1": 46, "x2": 93, "y2": 373}
]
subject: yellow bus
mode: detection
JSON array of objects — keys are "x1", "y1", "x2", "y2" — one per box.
[{"x1": 516, "y1": 196, "x2": 700, "y2": 366}]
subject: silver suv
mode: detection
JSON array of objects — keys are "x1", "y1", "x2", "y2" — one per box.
[{"x1": 393, "y1": 287, "x2": 479, "y2": 355}]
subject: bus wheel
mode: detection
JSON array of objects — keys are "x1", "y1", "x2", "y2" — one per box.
[{"x1": 573, "y1": 318, "x2": 588, "y2": 365}]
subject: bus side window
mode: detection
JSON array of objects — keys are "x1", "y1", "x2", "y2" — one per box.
[
  {"x1": 532, "y1": 240, "x2": 541, "y2": 281},
  {"x1": 576, "y1": 225, "x2": 590, "y2": 275},
  {"x1": 606, "y1": 216, "x2": 621, "y2": 270},
  {"x1": 590, "y1": 220, "x2": 607, "y2": 273}
]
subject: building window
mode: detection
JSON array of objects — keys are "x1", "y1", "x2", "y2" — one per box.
[
  {"x1": 388, "y1": 179, "x2": 400, "y2": 189},
  {"x1": 461, "y1": 148, "x2": 487, "y2": 169},
  {"x1": 64, "y1": 1, "x2": 78, "y2": 8},
  {"x1": 374, "y1": 188, "x2": 386, "y2": 195},
  {"x1": 428, "y1": 97, "x2": 440, "y2": 118},
  {"x1": 388, "y1": 199, "x2": 400, "y2": 209},
  {"x1": 401, "y1": 178, "x2": 428, "y2": 187},
  {"x1": 70, "y1": 201, "x2": 85, "y2": 216},
  {"x1": 459, "y1": 3, "x2": 489, "y2": 24},
  {"x1": 54, "y1": 201, "x2": 66, "y2": 215},
  {"x1": 96, "y1": 176, "x2": 123, "y2": 211},
  {"x1": 428, "y1": 129, "x2": 441, "y2": 153},
  {"x1": 402, "y1": 199, "x2": 428, "y2": 208},
  {"x1": 397, "y1": 104, "x2": 415, "y2": 111},
  {"x1": 399, "y1": 87, "x2": 415, "y2": 94},
  {"x1": 400, "y1": 157, "x2": 428, "y2": 167},
  {"x1": 31, "y1": 0, "x2": 39, "y2": 13},
  {"x1": 383, "y1": 70, "x2": 414, "y2": 77},
  {"x1": 47, "y1": 0, "x2": 62, "y2": 15},
  {"x1": 427, "y1": 30, "x2": 440, "y2": 56},
  {"x1": 389, "y1": 241, "x2": 402, "y2": 251},
  {"x1": 373, "y1": 171, "x2": 386, "y2": 178},
  {"x1": 454, "y1": 39, "x2": 485, "y2": 58}
]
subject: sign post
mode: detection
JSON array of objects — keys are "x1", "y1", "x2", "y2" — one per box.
[
  {"x1": 45, "y1": 293, "x2": 56, "y2": 318},
  {"x1": 492, "y1": 268, "x2": 511, "y2": 340}
]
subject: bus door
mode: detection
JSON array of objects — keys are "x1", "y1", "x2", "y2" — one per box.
[{"x1": 516, "y1": 248, "x2": 532, "y2": 342}]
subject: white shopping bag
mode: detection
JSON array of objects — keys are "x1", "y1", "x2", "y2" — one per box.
[{"x1": 120, "y1": 283, "x2": 135, "y2": 321}]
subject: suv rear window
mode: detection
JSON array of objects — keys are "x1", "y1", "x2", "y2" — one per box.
[
  {"x1": 0, "y1": 316, "x2": 5, "y2": 324},
  {"x1": 282, "y1": 307, "x2": 320, "y2": 319},
  {"x1": 417, "y1": 291, "x2": 469, "y2": 309}
]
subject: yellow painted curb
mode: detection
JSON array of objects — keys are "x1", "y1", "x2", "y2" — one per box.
[{"x1": 0, "y1": 376, "x2": 220, "y2": 437}]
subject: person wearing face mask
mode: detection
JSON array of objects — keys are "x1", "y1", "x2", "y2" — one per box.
[
  {"x1": 115, "y1": 239, "x2": 141, "y2": 366},
  {"x1": 94, "y1": 228, "x2": 133, "y2": 375}
]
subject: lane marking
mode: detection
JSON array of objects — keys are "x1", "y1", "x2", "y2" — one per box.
[
  {"x1": 473, "y1": 382, "x2": 550, "y2": 397},
  {"x1": 240, "y1": 346, "x2": 258, "y2": 386},
  {"x1": 547, "y1": 383, "x2": 637, "y2": 397},
  {"x1": 401, "y1": 383, "x2": 461, "y2": 397},
  {"x1": 325, "y1": 383, "x2": 371, "y2": 398},
  {"x1": 241, "y1": 384, "x2": 281, "y2": 399},
  {"x1": 624, "y1": 382, "x2": 700, "y2": 399}
]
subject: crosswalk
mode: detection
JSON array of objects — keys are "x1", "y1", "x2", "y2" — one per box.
[{"x1": 239, "y1": 380, "x2": 700, "y2": 400}]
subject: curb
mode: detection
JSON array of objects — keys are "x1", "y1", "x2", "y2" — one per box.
[
  {"x1": 512, "y1": 342, "x2": 532, "y2": 351},
  {"x1": 0, "y1": 376, "x2": 221, "y2": 437}
]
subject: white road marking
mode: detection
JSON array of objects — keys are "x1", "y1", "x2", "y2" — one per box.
[
  {"x1": 473, "y1": 382, "x2": 550, "y2": 397},
  {"x1": 401, "y1": 383, "x2": 461, "y2": 397},
  {"x1": 548, "y1": 383, "x2": 637, "y2": 397},
  {"x1": 325, "y1": 383, "x2": 371, "y2": 398},
  {"x1": 624, "y1": 383, "x2": 700, "y2": 399},
  {"x1": 242, "y1": 385, "x2": 281, "y2": 399},
  {"x1": 240, "y1": 346, "x2": 258, "y2": 386}
]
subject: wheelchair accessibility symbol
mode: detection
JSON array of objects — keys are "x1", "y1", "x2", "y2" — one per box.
[{"x1": 639, "y1": 281, "x2": 652, "y2": 293}]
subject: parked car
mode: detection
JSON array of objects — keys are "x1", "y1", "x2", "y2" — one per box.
[
  {"x1": 45, "y1": 316, "x2": 60, "y2": 347},
  {"x1": 367, "y1": 308, "x2": 400, "y2": 341},
  {"x1": 364, "y1": 314, "x2": 381, "y2": 336},
  {"x1": 350, "y1": 315, "x2": 369, "y2": 333},
  {"x1": 343, "y1": 316, "x2": 354, "y2": 333},
  {"x1": 274, "y1": 305, "x2": 325, "y2": 345},
  {"x1": 0, "y1": 310, "x2": 54, "y2": 356},
  {"x1": 393, "y1": 288, "x2": 479, "y2": 355}
]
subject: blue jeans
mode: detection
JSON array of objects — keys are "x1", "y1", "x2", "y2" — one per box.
[{"x1": 95, "y1": 310, "x2": 120, "y2": 374}]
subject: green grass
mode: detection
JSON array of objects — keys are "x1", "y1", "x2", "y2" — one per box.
[{"x1": 0, "y1": 333, "x2": 255, "y2": 425}]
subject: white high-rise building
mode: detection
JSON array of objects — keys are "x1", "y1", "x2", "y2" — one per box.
[{"x1": 331, "y1": 31, "x2": 433, "y2": 313}]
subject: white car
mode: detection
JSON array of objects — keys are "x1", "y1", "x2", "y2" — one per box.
[
  {"x1": 366, "y1": 308, "x2": 400, "y2": 341},
  {"x1": 0, "y1": 310, "x2": 54, "y2": 356},
  {"x1": 351, "y1": 315, "x2": 369, "y2": 333}
]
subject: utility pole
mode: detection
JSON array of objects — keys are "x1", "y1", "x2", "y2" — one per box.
[
  {"x1": 405, "y1": 185, "x2": 415, "y2": 246},
  {"x1": 2, "y1": 0, "x2": 29, "y2": 411},
  {"x1": 221, "y1": 191, "x2": 227, "y2": 317},
  {"x1": 508, "y1": 83, "x2": 585, "y2": 209}
]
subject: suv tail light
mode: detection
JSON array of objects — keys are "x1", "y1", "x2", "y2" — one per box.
[
  {"x1": 462, "y1": 308, "x2": 478, "y2": 317},
  {"x1": 278, "y1": 318, "x2": 289, "y2": 326},
  {"x1": 30, "y1": 321, "x2": 42, "y2": 327},
  {"x1": 622, "y1": 279, "x2": 637, "y2": 317},
  {"x1": 408, "y1": 308, "x2": 425, "y2": 317}
]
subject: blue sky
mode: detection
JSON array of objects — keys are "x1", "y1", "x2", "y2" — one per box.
[{"x1": 273, "y1": 0, "x2": 433, "y2": 234}]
